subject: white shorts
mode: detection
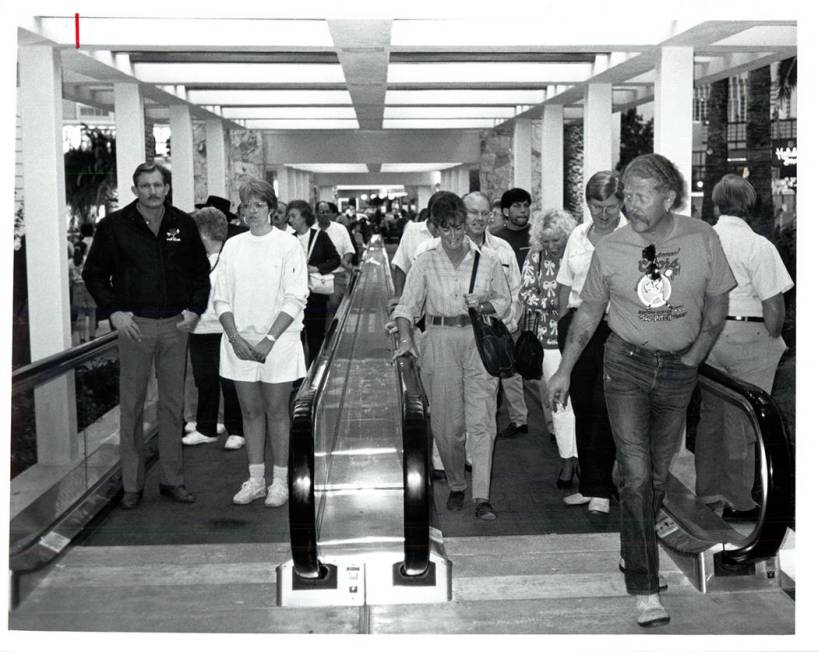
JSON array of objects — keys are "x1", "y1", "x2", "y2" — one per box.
[{"x1": 219, "y1": 331, "x2": 306, "y2": 384}]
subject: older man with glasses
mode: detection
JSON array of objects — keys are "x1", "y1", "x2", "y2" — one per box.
[{"x1": 548, "y1": 154, "x2": 736, "y2": 628}]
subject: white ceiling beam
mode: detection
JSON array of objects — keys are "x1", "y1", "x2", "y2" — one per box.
[
  {"x1": 328, "y1": 19, "x2": 392, "y2": 130},
  {"x1": 34, "y1": 17, "x2": 334, "y2": 49},
  {"x1": 131, "y1": 62, "x2": 345, "y2": 85}
]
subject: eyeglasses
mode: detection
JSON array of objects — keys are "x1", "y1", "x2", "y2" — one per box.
[
  {"x1": 466, "y1": 210, "x2": 492, "y2": 218},
  {"x1": 641, "y1": 244, "x2": 662, "y2": 281}
]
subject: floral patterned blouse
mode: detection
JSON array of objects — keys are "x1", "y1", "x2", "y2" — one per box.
[{"x1": 519, "y1": 248, "x2": 561, "y2": 350}]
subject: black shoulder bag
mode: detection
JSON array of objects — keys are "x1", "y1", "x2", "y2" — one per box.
[{"x1": 468, "y1": 251, "x2": 516, "y2": 378}]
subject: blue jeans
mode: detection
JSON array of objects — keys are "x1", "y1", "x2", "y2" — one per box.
[{"x1": 603, "y1": 333, "x2": 698, "y2": 595}]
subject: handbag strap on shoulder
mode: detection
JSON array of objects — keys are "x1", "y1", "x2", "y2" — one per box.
[{"x1": 468, "y1": 250, "x2": 480, "y2": 293}]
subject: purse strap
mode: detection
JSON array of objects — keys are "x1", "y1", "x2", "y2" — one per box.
[
  {"x1": 468, "y1": 250, "x2": 480, "y2": 293},
  {"x1": 306, "y1": 228, "x2": 318, "y2": 263}
]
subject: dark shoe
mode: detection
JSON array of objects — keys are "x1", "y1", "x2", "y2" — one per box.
[
  {"x1": 159, "y1": 484, "x2": 196, "y2": 504},
  {"x1": 120, "y1": 490, "x2": 142, "y2": 510},
  {"x1": 446, "y1": 490, "x2": 465, "y2": 511},
  {"x1": 556, "y1": 462, "x2": 577, "y2": 488},
  {"x1": 498, "y1": 422, "x2": 527, "y2": 438},
  {"x1": 431, "y1": 469, "x2": 447, "y2": 482},
  {"x1": 465, "y1": 462, "x2": 472, "y2": 474},
  {"x1": 722, "y1": 505, "x2": 760, "y2": 521},
  {"x1": 619, "y1": 561, "x2": 668, "y2": 592},
  {"x1": 475, "y1": 500, "x2": 497, "y2": 521}
]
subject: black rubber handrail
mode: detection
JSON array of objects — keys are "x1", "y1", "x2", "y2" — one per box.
[
  {"x1": 12, "y1": 332, "x2": 118, "y2": 395},
  {"x1": 697, "y1": 363, "x2": 794, "y2": 564},
  {"x1": 288, "y1": 270, "x2": 359, "y2": 579},
  {"x1": 393, "y1": 339, "x2": 432, "y2": 576}
]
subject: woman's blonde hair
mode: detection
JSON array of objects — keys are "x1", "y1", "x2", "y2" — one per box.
[{"x1": 529, "y1": 208, "x2": 577, "y2": 252}]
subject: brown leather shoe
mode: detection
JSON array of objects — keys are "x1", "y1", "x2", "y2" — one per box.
[
  {"x1": 159, "y1": 484, "x2": 196, "y2": 504},
  {"x1": 120, "y1": 491, "x2": 142, "y2": 510}
]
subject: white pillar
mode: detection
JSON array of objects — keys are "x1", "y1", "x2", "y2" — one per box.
[
  {"x1": 114, "y1": 83, "x2": 146, "y2": 208},
  {"x1": 583, "y1": 83, "x2": 613, "y2": 183},
  {"x1": 276, "y1": 165, "x2": 290, "y2": 203},
  {"x1": 611, "y1": 111, "x2": 622, "y2": 170},
  {"x1": 19, "y1": 44, "x2": 79, "y2": 463},
  {"x1": 654, "y1": 46, "x2": 694, "y2": 215},
  {"x1": 205, "y1": 118, "x2": 227, "y2": 198},
  {"x1": 169, "y1": 104, "x2": 195, "y2": 211},
  {"x1": 457, "y1": 165, "x2": 471, "y2": 196},
  {"x1": 513, "y1": 118, "x2": 532, "y2": 190},
  {"x1": 541, "y1": 104, "x2": 564, "y2": 210},
  {"x1": 318, "y1": 186, "x2": 335, "y2": 202},
  {"x1": 417, "y1": 185, "x2": 432, "y2": 212},
  {"x1": 583, "y1": 83, "x2": 613, "y2": 222}
]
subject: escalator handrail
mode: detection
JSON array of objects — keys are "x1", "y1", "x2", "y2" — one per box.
[
  {"x1": 392, "y1": 336, "x2": 432, "y2": 576},
  {"x1": 288, "y1": 269, "x2": 360, "y2": 579},
  {"x1": 12, "y1": 332, "x2": 118, "y2": 395},
  {"x1": 380, "y1": 238, "x2": 432, "y2": 577},
  {"x1": 697, "y1": 363, "x2": 794, "y2": 564}
]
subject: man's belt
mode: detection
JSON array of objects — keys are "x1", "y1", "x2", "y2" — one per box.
[
  {"x1": 429, "y1": 314, "x2": 471, "y2": 327},
  {"x1": 725, "y1": 315, "x2": 764, "y2": 323}
]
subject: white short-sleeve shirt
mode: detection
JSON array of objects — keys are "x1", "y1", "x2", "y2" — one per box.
[{"x1": 713, "y1": 215, "x2": 794, "y2": 317}]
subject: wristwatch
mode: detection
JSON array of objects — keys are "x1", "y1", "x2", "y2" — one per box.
[{"x1": 263, "y1": 333, "x2": 277, "y2": 344}]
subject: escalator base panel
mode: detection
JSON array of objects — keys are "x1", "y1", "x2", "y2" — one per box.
[{"x1": 276, "y1": 552, "x2": 451, "y2": 606}]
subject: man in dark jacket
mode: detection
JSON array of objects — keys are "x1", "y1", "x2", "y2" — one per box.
[{"x1": 83, "y1": 162, "x2": 211, "y2": 509}]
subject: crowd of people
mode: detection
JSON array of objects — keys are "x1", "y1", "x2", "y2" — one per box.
[
  {"x1": 389, "y1": 153, "x2": 793, "y2": 627},
  {"x1": 80, "y1": 155, "x2": 793, "y2": 629}
]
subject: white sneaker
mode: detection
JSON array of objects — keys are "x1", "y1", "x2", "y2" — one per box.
[
  {"x1": 223, "y1": 435, "x2": 246, "y2": 450},
  {"x1": 216, "y1": 423, "x2": 227, "y2": 435},
  {"x1": 265, "y1": 477, "x2": 289, "y2": 507},
  {"x1": 563, "y1": 492, "x2": 591, "y2": 506},
  {"x1": 636, "y1": 593, "x2": 670, "y2": 627},
  {"x1": 232, "y1": 478, "x2": 266, "y2": 505},
  {"x1": 181, "y1": 430, "x2": 218, "y2": 446},
  {"x1": 184, "y1": 421, "x2": 197, "y2": 433},
  {"x1": 588, "y1": 497, "x2": 611, "y2": 514}
]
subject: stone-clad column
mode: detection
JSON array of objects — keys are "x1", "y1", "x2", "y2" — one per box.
[{"x1": 206, "y1": 118, "x2": 227, "y2": 198}]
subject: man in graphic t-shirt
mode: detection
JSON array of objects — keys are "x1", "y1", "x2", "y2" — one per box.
[
  {"x1": 492, "y1": 187, "x2": 534, "y2": 438},
  {"x1": 548, "y1": 154, "x2": 736, "y2": 628}
]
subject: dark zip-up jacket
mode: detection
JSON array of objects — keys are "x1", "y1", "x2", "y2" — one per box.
[{"x1": 82, "y1": 200, "x2": 210, "y2": 318}]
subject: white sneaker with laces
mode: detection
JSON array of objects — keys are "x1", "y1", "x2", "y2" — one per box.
[
  {"x1": 181, "y1": 430, "x2": 218, "y2": 446},
  {"x1": 232, "y1": 478, "x2": 266, "y2": 505},
  {"x1": 216, "y1": 423, "x2": 227, "y2": 435},
  {"x1": 223, "y1": 435, "x2": 246, "y2": 450},
  {"x1": 265, "y1": 477, "x2": 289, "y2": 507},
  {"x1": 563, "y1": 492, "x2": 591, "y2": 506},
  {"x1": 588, "y1": 497, "x2": 611, "y2": 514},
  {"x1": 184, "y1": 421, "x2": 197, "y2": 434}
]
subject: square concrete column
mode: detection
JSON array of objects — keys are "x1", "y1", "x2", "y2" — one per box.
[
  {"x1": 417, "y1": 185, "x2": 433, "y2": 212},
  {"x1": 583, "y1": 83, "x2": 613, "y2": 183},
  {"x1": 456, "y1": 165, "x2": 471, "y2": 195},
  {"x1": 19, "y1": 44, "x2": 79, "y2": 464},
  {"x1": 114, "y1": 83, "x2": 147, "y2": 205},
  {"x1": 276, "y1": 165, "x2": 290, "y2": 203},
  {"x1": 654, "y1": 47, "x2": 694, "y2": 215},
  {"x1": 513, "y1": 118, "x2": 532, "y2": 191},
  {"x1": 205, "y1": 118, "x2": 227, "y2": 198},
  {"x1": 611, "y1": 111, "x2": 622, "y2": 170},
  {"x1": 169, "y1": 104, "x2": 195, "y2": 211},
  {"x1": 541, "y1": 104, "x2": 564, "y2": 210}
]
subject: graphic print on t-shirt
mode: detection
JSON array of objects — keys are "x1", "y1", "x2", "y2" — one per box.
[{"x1": 635, "y1": 247, "x2": 687, "y2": 322}]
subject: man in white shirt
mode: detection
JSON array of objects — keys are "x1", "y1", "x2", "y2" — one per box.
[{"x1": 316, "y1": 201, "x2": 357, "y2": 328}]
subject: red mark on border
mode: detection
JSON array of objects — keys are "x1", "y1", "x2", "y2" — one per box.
[{"x1": 75, "y1": 13, "x2": 80, "y2": 48}]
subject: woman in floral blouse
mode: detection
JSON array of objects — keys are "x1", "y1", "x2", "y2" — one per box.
[{"x1": 520, "y1": 209, "x2": 579, "y2": 487}]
